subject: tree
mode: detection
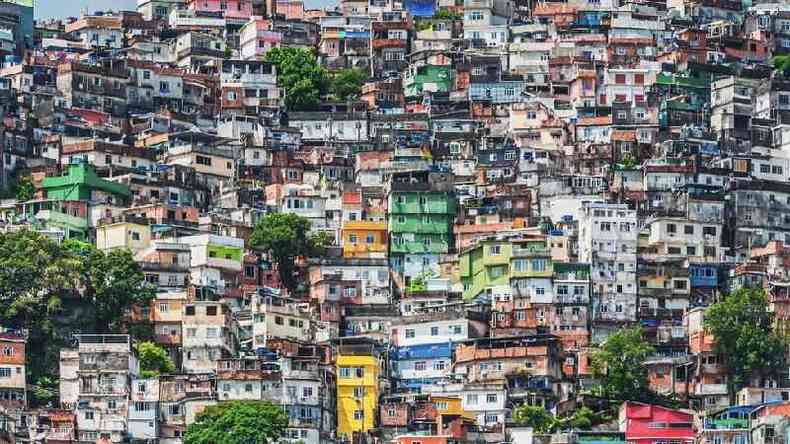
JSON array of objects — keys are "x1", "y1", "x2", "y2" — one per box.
[
  {"x1": 250, "y1": 213, "x2": 321, "y2": 291},
  {"x1": 590, "y1": 325, "x2": 654, "y2": 401},
  {"x1": 264, "y1": 47, "x2": 329, "y2": 110},
  {"x1": 774, "y1": 55, "x2": 790, "y2": 75},
  {"x1": 14, "y1": 177, "x2": 35, "y2": 201},
  {"x1": 136, "y1": 342, "x2": 175, "y2": 378},
  {"x1": 0, "y1": 230, "x2": 79, "y2": 380},
  {"x1": 512, "y1": 405, "x2": 559, "y2": 434},
  {"x1": 331, "y1": 69, "x2": 367, "y2": 101},
  {"x1": 434, "y1": 8, "x2": 461, "y2": 20},
  {"x1": 704, "y1": 288, "x2": 786, "y2": 401},
  {"x1": 569, "y1": 406, "x2": 595, "y2": 430},
  {"x1": 64, "y1": 240, "x2": 155, "y2": 332},
  {"x1": 184, "y1": 401, "x2": 288, "y2": 444}
]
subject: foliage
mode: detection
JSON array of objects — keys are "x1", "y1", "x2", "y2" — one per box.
[
  {"x1": 184, "y1": 401, "x2": 289, "y2": 444},
  {"x1": 14, "y1": 177, "x2": 35, "y2": 201},
  {"x1": 64, "y1": 240, "x2": 155, "y2": 332},
  {"x1": 30, "y1": 376, "x2": 58, "y2": 406},
  {"x1": 619, "y1": 153, "x2": 636, "y2": 169},
  {"x1": 569, "y1": 406, "x2": 595, "y2": 430},
  {"x1": 704, "y1": 288, "x2": 786, "y2": 400},
  {"x1": 250, "y1": 213, "x2": 322, "y2": 291},
  {"x1": 136, "y1": 341, "x2": 175, "y2": 378},
  {"x1": 513, "y1": 404, "x2": 559, "y2": 433},
  {"x1": 434, "y1": 8, "x2": 461, "y2": 20},
  {"x1": 590, "y1": 326, "x2": 654, "y2": 401},
  {"x1": 773, "y1": 55, "x2": 790, "y2": 75},
  {"x1": 330, "y1": 69, "x2": 367, "y2": 101},
  {"x1": 265, "y1": 47, "x2": 329, "y2": 110},
  {"x1": 0, "y1": 230, "x2": 152, "y2": 382}
]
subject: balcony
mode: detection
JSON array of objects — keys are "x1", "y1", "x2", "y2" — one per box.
[
  {"x1": 373, "y1": 38, "x2": 407, "y2": 49},
  {"x1": 155, "y1": 334, "x2": 182, "y2": 345},
  {"x1": 139, "y1": 261, "x2": 190, "y2": 273},
  {"x1": 512, "y1": 246, "x2": 551, "y2": 257},
  {"x1": 555, "y1": 294, "x2": 588, "y2": 304}
]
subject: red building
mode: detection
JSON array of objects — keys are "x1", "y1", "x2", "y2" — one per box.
[{"x1": 620, "y1": 402, "x2": 695, "y2": 444}]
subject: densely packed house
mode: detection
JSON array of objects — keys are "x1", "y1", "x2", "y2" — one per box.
[{"x1": 3, "y1": 0, "x2": 790, "y2": 442}]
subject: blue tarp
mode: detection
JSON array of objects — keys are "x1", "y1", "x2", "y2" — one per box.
[
  {"x1": 391, "y1": 342, "x2": 453, "y2": 360},
  {"x1": 404, "y1": 0, "x2": 436, "y2": 17}
]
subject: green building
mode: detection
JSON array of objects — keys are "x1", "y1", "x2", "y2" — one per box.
[
  {"x1": 41, "y1": 163, "x2": 130, "y2": 204},
  {"x1": 459, "y1": 236, "x2": 553, "y2": 300},
  {"x1": 388, "y1": 170, "x2": 456, "y2": 285},
  {"x1": 403, "y1": 65, "x2": 455, "y2": 98}
]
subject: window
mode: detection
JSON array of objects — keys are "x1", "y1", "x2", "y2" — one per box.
[
  {"x1": 486, "y1": 393, "x2": 498, "y2": 403},
  {"x1": 684, "y1": 225, "x2": 694, "y2": 235},
  {"x1": 615, "y1": 74, "x2": 626, "y2": 84},
  {"x1": 466, "y1": 394, "x2": 478, "y2": 405},
  {"x1": 354, "y1": 387, "x2": 365, "y2": 398},
  {"x1": 185, "y1": 306, "x2": 195, "y2": 315},
  {"x1": 196, "y1": 155, "x2": 212, "y2": 166},
  {"x1": 532, "y1": 259, "x2": 547, "y2": 272},
  {"x1": 489, "y1": 245, "x2": 501, "y2": 256},
  {"x1": 84, "y1": 411, "x2": 94, "y2": 420},
  {"x1": 667, "y1": 223, "x2": 677, "y2": 234},
  {"x1": 430, "y1": 326, "x2": 439, "y2": 336},
  {"x1": 0, "y1": 368, "x2": 9, "y2": 378},
  {"x1": 703, "y1": 226, "x2": 717, "y2": 236},
  {"x1": 206, "y1": 306, "x2": 217, "y2": 316},
  {"x1": 353, "y1": 410, "x2": 364, "y2": 420},
  {"x1": 339, "y1": 367, "x2": 351, "y2": 378},
  {"x1": 414, "y1": 361, "x2": 426, "y2": 371},
  {"x1": 405, "y1": 329, "x2": 415, "y2": 338},
  {"x1": 434, "y1": 361, "x2": 446, "y2": 371}
]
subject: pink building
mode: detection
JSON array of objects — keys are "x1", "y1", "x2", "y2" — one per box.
[
  {"x1": 240, "y1": 17, "x2": 282, "y2": 59},
  {"x1": 276, "y1": 0, "x2": 305, "y2": 20},
  {"x1": 188, "y1": 0, "x2": 254, "y2": 21}
]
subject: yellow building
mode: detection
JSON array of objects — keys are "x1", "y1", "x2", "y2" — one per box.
[
  {"x1": 336, "y1": 343, "x2": 380, "y2": 439},
  {"x1": 341, "y1": 220, "x2": 388, "y2": 258},
  {"x1": 95, "y1": 220, "x2": 151, "y2": 252}
]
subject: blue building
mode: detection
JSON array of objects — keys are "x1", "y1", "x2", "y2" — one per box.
[
  {"x1": 390, "y1": 342, "x2": 453, "y2": 392},
  {"x1": 0, "y1": 1, "x2": 33, "y2": 56}
]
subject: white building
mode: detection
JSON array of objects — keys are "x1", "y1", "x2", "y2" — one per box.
[{"x1": 578, "y1": 202, "x2": 638, "y2": 343}]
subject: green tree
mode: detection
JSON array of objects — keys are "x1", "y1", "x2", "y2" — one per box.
[
  {"x1": 569, "y1": 406, "x2": 595, "y2": 430},
  {"x1": 64, "y1": 240, "x2": 155, "y2": 332},
  {"x1": 591, "y1": 325, "x2": 654, "y2": 401},
  {"x1": 512, "y1": 405, "x2": 559, "y2": 433},
  {"x1": 774, "y1": 55, "x2": 790, "y2": 75},
  {"x1": 704, "y1": 288, "x2": 786, "y2": 401},
  {"x1": 184, "y1": 401, "x2": 288, "y2": 444},
  {"x1": 331, "y1": 69, "x2": 367, "y2": 101},
  {"x1": 264, "y1": 47, "x2": 329, "y2": 110},
  {"x1": 0, "y1": 230, "x2": 80, "y2": 381},
  {"x1": 250, "y1": 213, "x2": 321, "y2": 291},
  {"x1": 136, "y1": 341, "x2": 175, "y2": 378},
  {"x1": 434, "y1": 8, "x2": 461, "y2": 20},
  {"x1": 14, "y1": 177, "x2": 35, "y2": 201}
]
